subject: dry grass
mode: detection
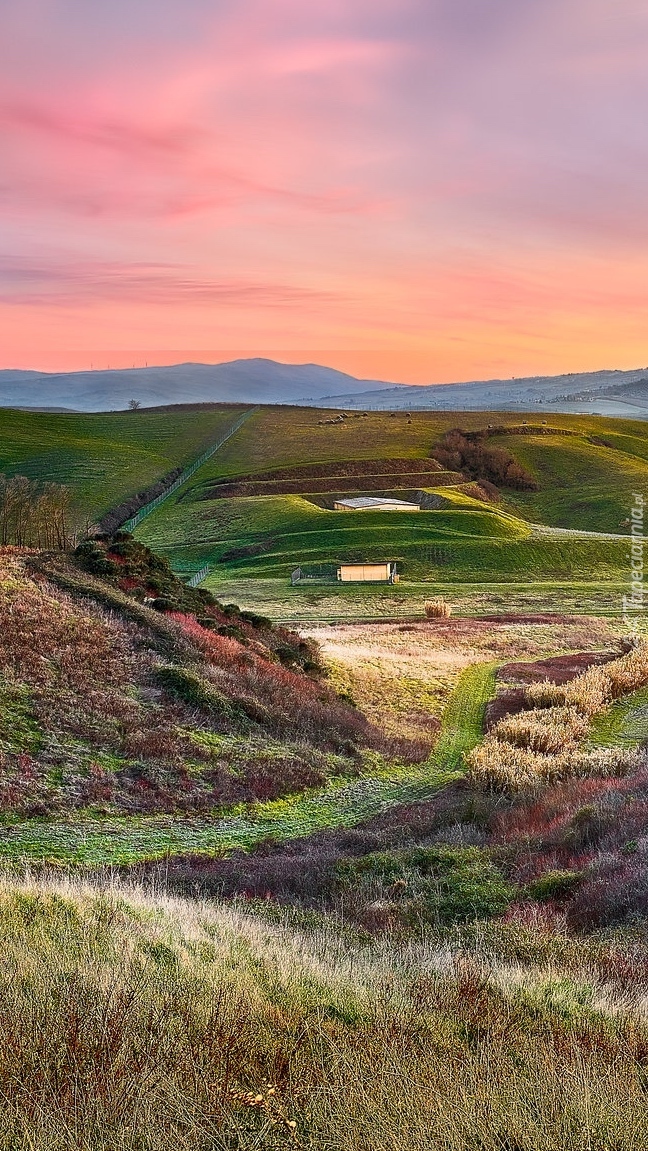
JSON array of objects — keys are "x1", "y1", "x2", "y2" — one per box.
[
  {"x1": 424, "y1": 597, "x2": 452, "y2": 618},
  {"x1": 468, "y1": 739, "x2": 639, "y2": 791},
  {"x1": 0, "y1": 870, "x2": 646, "y2": 1149},
  {"x1": 304, "y1": 616, "x2": 621, "y2": 744},
  {"x1": 468, "y1": 643, "x2": 648, "y2": 791},
  {"x1": 492, "y1": 707, "x2": 589, "y2": 754}
]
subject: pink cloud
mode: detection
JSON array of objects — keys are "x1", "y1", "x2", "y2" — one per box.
[{"x1": 3, "y1": 0, "x2": 648, "y2": 378}]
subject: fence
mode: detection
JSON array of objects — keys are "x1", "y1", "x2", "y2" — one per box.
[
  {"x1": 290, "y1": 563, "x2": 339, "y2": 585},
  {"x1": 123, "y1": 408, "x2": 256, "y2": 532},
  {"x1": 186, "y1": 565, "x2": 211, "y2": 589}
]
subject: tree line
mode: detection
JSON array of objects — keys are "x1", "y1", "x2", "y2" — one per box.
[
  {"x1": 431, "y1": 429, "x2": 539, "y2": 491},
  {"x1": 0, "y1": 474, "x2": 75, "y2": 549}
]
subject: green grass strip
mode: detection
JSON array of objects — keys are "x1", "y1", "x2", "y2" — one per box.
[
  {"x1": 431, "y1": 661, "x2": 499, "y2": 770},
  {"x1": 0, "y1": 662, "x2": 498, "y2": 865},
  {"x1": 588, "y1": 685, "x2": 648, "y2": 748}
]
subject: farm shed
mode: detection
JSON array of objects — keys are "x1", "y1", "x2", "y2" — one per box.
[
  {"x1": 333, "y1": 496, "x2": 420, "y2": 512},
  {"x1": 337, "y1": 562, "x2": 398, "y2": 583}
]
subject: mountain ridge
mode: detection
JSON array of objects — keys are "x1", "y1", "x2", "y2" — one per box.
[{"x1": 2, "y1": 357, "x2": 648, "y2": 417}]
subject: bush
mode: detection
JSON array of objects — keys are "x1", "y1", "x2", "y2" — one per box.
[
  {"x1": 526, "y1": 870, "x2": 583, "y2": 902},
  {"x1": 336, "y1": 846, "x2": 515, "y2": 926},
  {"x1": 153, "y1": 665, "x2": 248, "y2": 729}
]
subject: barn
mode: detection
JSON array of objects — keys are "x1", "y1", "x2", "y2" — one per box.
[
  {"x1": 333, "y1": 496, "x2": 420, "y2": 512},
  {"x1": 337, "y1": 562, "x2": 398, "y2": 583}
]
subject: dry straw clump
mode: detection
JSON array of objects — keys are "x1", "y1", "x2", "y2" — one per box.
[
  {"x1": 468, "y1": 740, "x2": 638, "y2": 792},
  {"x1": 467, "y1": 642, "x2": 648, "y2": 792},
  {"x1": 492, "y1": 707, "x2": 588, "y2": 755},
  {"x1": 425, "y1": 598, "x2": 453, "y2": 619}
]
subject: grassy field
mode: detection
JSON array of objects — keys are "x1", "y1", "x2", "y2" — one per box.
[
  {"x1": 0, "y1": 403, "x2": 644, "y2": 617},
  {"x1": 499, "y1": 432, "x2": 648, "y2": 531},
  {"x1": 589, "y1": 685, "x2": 648, "y2": 747},
  {"x1": 136, "y1": 488, "x2": 630, "y2": 598},
  {"x1": 0, "y1": 873, "x2": 647, "y2": 1149},
  {"x1": 127, "y1": 409, "x2": 644, "y2": 614},
  {"x1": 0, "y1": 404, "x2": 247, "y2": 519}
]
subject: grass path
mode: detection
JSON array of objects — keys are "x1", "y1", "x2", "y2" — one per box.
[{"x1": 0, "y1": 663, "x2": 498, "y2": 866}]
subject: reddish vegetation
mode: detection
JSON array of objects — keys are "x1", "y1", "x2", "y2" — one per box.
[
  {"x1": 498, "y1": 650, "x2": 619, "y2": 686},
  {"x1": 486, "y1": 650, "x2": 621, "y2": 729},
  {"x1": 492, "y1": 770, "x2": 648, "y2": 928},
  {"x1": 0, "y1": 549, "x2": 414, "y2": 820}
]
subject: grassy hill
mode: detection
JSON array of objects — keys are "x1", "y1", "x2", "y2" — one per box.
[
  {"x1": 0, "y1": 404, "x2": 248, "y2": 520},
  {"x1": 0, "y1": 870, "x2": 646, "y2": 1150},
  {"x1": 0, "y1": 403, "x2": 646, "y2": 617}
]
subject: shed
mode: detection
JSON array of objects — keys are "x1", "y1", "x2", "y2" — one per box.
[
  {"x1": 337, "y1": 562, "x2": 397, "y2": 583},
  {"x1": 333, "y1": 496, "x2": 420, "y2": 512}
]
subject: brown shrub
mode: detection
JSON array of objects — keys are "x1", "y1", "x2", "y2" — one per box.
[{"x1": 424, "y1": 598, "x2": 452, "y2": 619}]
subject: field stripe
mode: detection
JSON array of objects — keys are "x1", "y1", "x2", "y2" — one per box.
[
  {"x1": 430, "y1": 660, "x2": 499, "y2": 770},
  {"x1": 0, "y1": 661, "x2": 499, "y2": 865},
  {"x1": 124, "y1": 408, "x2": 257, "y2": 532}
]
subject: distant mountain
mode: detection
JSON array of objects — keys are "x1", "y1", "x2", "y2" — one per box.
[
  {"x1": 2, "y1": 358, "x2": 648, "y2": 418},
  {"x1": 0, "y1": 359, "x2": 396, "y2": 413},
  {"x1": 322, "y1": 367, "x2": 648, "y2": 419}
]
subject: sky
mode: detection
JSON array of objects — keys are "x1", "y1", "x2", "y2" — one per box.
[{"x1": 2, "y1": 0, "x2": 648, "y2": 382}]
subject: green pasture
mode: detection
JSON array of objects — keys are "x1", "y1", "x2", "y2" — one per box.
[
  {"x1": 0, "y1": 405, "x2": 247, "y2": 518},
  {"x1": 196, "y1": 577, "x2": 630, "y2": 622},
  {"x1": 180, "y1": 406, "x2": 648, "y2": 492},
  {"x1": 136, "y1": 487, "x2": 628, "y2": 589},
  {"x1": 499, "y1": 433, "x2": 648, "y2": 533},
  {"x1": 589, "y1": 685, "x2": 648, "y2": 748}
]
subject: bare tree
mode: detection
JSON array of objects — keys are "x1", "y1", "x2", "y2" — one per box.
[
  {"x1": 0, "y1": 474, "x2": 75, "y2": 549},
  {"x1": 128, "y1": 399, "x2": 142, "y2": 410}
]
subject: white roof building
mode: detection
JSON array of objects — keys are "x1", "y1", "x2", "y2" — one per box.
[{"x1": 333, "y1": 496, "x2": 420, "y2": 512}]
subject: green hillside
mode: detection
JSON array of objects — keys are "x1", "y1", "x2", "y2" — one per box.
[
  {"x1": 497, "y1": 431, "x2": 648, "y2": 531},
  {"x1": 0, "y1": 403, "x2": 645, "y2": 617},
  {"x1": 0, "y1": 404, "x2": 247, "y2": 519}
]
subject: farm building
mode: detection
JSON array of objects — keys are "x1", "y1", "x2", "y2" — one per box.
[
  {"x1": 337, "y1": 562, "x2": 398, "y2": 583},
  {"x1": 333, "y1": 496, "x2": 420, "y2": 512}
]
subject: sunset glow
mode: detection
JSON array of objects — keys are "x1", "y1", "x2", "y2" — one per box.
[{"x1": 2, "y1": 1, "x2": 648, "y2": 382}]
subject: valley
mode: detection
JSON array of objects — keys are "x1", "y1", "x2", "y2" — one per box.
[{"x1": 0, "y1": 399, "x2": 647, "y2": 1147}]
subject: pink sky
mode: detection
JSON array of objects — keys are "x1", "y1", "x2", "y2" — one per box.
[{"x1": 2, "y1": 0, "x2": 648, "y2": 382}]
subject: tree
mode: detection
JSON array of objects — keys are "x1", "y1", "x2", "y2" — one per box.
[
  {"x1": 128, "y1": 399, "x2": 141, "y2": 410},
  {"x1": 0, "y1": 474, "x2": 74, "y2": 548}
]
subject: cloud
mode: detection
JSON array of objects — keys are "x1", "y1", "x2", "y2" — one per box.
[
  {"x1": 0, "y1": 257, "x2": 340, "y2": 309},
  {"x1": 3, "y1": 0, "x2": 648, "y2": 376}
]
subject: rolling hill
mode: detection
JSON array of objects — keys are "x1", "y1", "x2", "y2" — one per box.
[
  {"x1": 0, "y1": 402, "x2": 645, "y2": 619},
  {"x1": 4, "y1": 358, "x2": 648, "y2": 417}
]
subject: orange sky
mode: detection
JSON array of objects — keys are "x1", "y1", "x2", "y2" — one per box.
[{"x1": 2, "y1": 1, "x2": 648, "y2": 384}]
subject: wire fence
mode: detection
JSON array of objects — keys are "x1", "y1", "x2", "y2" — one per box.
[
  {"x1": 123, "y1": 408, "x2": 256, "y2": 532},
  {"x1": 186, "y1": 565, "x2": 211, "y2": 588}
]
